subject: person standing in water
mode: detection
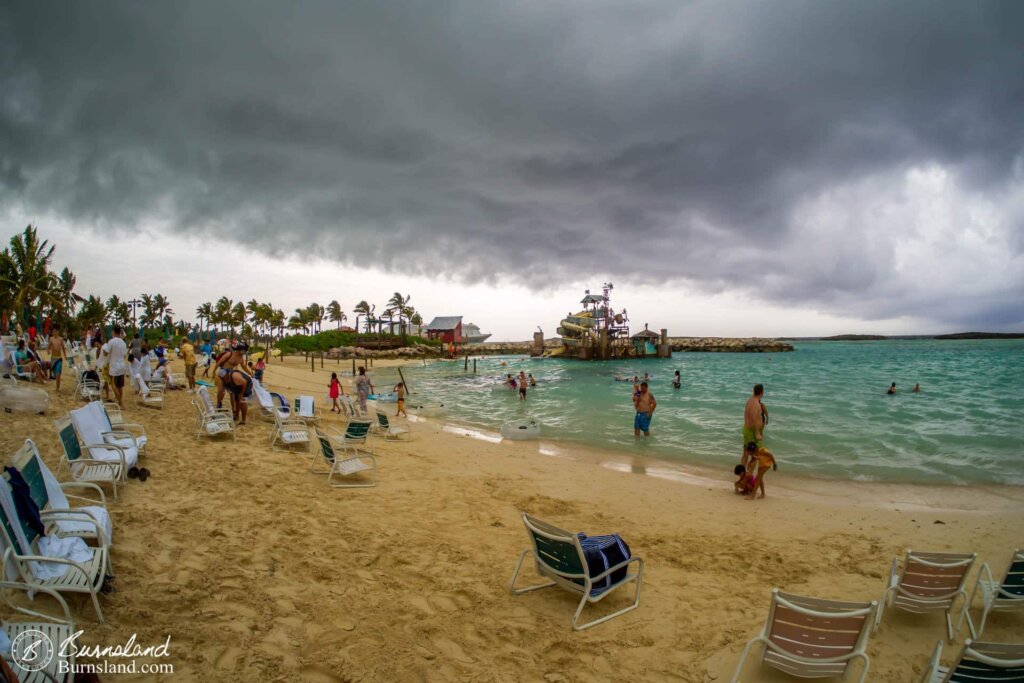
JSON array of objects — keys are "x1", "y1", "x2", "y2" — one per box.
[
  {"x1": 887, "y1": 382, "x2": 896, "y2": 394},
  {"x1": 518, "y1": 370, "x2": 528, "y2": 401},
  {"x1": 742, "y1": 384, "x2": 767, "y2": 467},
  {"x1": 672, "y1": 370, "x2": 681, "y2": 389},
  {"x1": 355, "y1": 366, "x2": 373, "y2": 412},
  {"x1": 634, "y1": 382, "x2": 656, "y2": 437}
]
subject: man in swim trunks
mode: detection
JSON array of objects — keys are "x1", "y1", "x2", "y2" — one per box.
[
  {"x1": 48, "y1": 329, "x2": 66, "y2": 392},
  {"x1": 222, "y1": 344, "x2": 252, "y2": 424},
  {"x1": 742, "y1": 384, "x2": 766, "y2": 468},
  {"x1": 634, "y1": 381, "x2": 656, "y2": 437},
  {"x1": 214, "y1": 344, "x2": 240, "y2": 409}
]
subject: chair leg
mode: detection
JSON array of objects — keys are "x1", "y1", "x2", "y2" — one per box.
[
  {"x1": 729, "y1": 636, "x2": 766, "y2": 683},
  {"x1": 571, "y1": 575, "x2": 643, "y2": 631},
  {"x1": 90, "y1": 589, "x2": 105, "y2": 624},
  {"x1": 509, "y1": 550, "x2": 555, "y2": 595}
]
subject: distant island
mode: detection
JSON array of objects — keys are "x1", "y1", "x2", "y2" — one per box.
[
  {"x1": 934, "y1": 332, "x2": 1024, "y2": 340},
  {"x1": 820, "y1": 334, "x2": 888, "y2": 341}
]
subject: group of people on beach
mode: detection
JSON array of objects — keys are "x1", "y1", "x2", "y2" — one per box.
[{"x1": 503, "y1": 371, "x2": 536, "y2": 400}]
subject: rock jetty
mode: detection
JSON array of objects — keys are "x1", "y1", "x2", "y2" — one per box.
[{"x1": 667, "y1": 337, "x2": 793, "y2": 352}]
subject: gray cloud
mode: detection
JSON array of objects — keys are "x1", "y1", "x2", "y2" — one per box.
[{"x1": 1, "y1": 0, "x2": 1023, "y2": 327}]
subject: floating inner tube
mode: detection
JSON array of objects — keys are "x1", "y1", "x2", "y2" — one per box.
[{"x1": 500, "y1": 419, "x2": 541, "y2": 440}]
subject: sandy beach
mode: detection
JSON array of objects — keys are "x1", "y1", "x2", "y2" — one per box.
[{"x1": 3, "y1": 353, "x2": 1022, "y2": 681}]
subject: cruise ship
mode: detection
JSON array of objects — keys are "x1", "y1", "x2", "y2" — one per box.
[{"x1": 462, "y1": 322, "x2": 491, "y2": 343}]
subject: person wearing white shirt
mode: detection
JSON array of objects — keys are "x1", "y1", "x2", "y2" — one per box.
[{"x1": 107, "y1": 325, "x2": 129, "y2": 408}]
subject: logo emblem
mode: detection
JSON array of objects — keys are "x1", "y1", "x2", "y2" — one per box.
[{"x1": 10, "y1": 629, "x2": 54, "y2": 672}]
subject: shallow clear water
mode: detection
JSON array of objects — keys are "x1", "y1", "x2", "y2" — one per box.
[{"x1": 402, "y1": 340, "x2": 1024, "y2": 485}]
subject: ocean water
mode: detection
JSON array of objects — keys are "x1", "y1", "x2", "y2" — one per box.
[{"x1": 401, "y1": 340, "x2": 1024, "y2": 486}]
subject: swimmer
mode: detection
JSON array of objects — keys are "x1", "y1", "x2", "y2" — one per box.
[
  {"x1": 912, "y1": 383, "x2": 921, "y2": 393},
  {"x1": 528, "y1": 373, "x2": 536, "y2": 387},
  {"x1": 672, "y1": 370, "x2": 681, "y2": 389},
  {"x1": 887, "y1": 382, "x2": 896, "y2": 395}
]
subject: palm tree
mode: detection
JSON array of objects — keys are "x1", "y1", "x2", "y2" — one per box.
[
  {"x1": 139, "y1": 293, "x2": 156, "y2": 329},
  {"x1": 289, "y1": 307, "x2": 312, "y2": 334},
  {"x1": 230, "y1": 302, "x2": 247, "y2": 338},
  {"x1": 387, "y1": 292, "x2": 411, "y2": 335},
  {"x1": 76, "y1": 295, "x2": 107, "y2": 330},
  {"x1": 195, "y1": 302, "x2": 213, "y2": 337},
  {"x1": 52, "y1": 267, "x2": 83, "y2": 331},
  {"x1": 327, "y1": 300, "x2": 345, "y2": 329},
  {"x1": 213, "y1": 297, "x2": 233, "y2": 336},
  {"x1": 151, "y1": 293, "x2": 173, "y2": 329},
  {"x1": 410, "y1": 311, "x2": 423, "y2": 335},
  {"x1": 0, "y1": 225, "x2": 58, "y2": 328},
  {"x1": 353, "y1": 300, "x2": 371, "y2": 336}
]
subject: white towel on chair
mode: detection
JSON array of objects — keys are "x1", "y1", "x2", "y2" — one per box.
[
  {"x1": 34, "y1": 535, "x2": 94, "y2": 580},
  {"x1": 299, "y1": 396, "x2": 314, "y2": 417}
]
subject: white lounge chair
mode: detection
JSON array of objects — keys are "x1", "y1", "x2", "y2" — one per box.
[
  {"x1": 133, "y1": 371, "x2": 164, "y2": 409},
  {"x1": 294, "y1": 395, "x2": 320, "y2": 424},
  {"x1": 6, "y1": 350, "x2": 36, "y2": 382},
  {"x1": 249, "y1": 379, "x2": 290, "y2": 422},
  {"x1": 1, "y1": 581, "x2": 77, "y2": 681},
  {"x1": 374, "y1": 411, "x2": 410, "y2": 441},
  {"x1": 93, "y1": 401, "x2": 148, "y2": 457},
  {"x1": 0, "y1": 472, "x2": 111, "y2": 623},
  {"x1": 69, "y1": 403, "x2": 140, "y2": 473},
  {"x1": 967, "y1": 548, "x2": 1024, "y2": 639},
  {"x1": 9, "y1": 439, "x2": 113, "y2": 549},
  {"x1": 312, "y1": 427, "x2": 377, "y2": 488},
  {"x1": 53, "y1": 415, "x2": 123, "y2": 500},
  {"x1": 730, "y1": 589, "x2": 877, "y2": 682},
  {"x1": 192, "y1": 386, "x2": 235, "y2": 440},
  {"x1": 270, "y1": 410, "x2": 311, "y2": 453},
  {"x1": 919, "y1": 639, "x2": 1024, "y2": 682},
  {"x1": 877, "y1": 549, "x2": 976, "y2": 642},
  {"x1": 325, "y1": 420, "x2": 374, "y2": 456},
  {"x1": 509, "y1": 513, "x2": 643, "y2": 631}
]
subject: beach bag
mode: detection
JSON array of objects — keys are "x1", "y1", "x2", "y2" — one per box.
[{"x1": 577, "y1": 533, "x2": 631, "y2": 592}]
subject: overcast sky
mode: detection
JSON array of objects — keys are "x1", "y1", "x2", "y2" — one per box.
[{"x1": 1, "y1": 1, "x2": 1022, "y2": 339}]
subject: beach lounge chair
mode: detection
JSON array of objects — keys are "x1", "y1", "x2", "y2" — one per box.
[
  {"x1": 330, "y1": 420, "x2": 374, "y2": 455},
  {"x1": 75, "y1": 370, "x2": 101, "y2": 402},
  {"x1": 53, "y1": 415, "x2": 122, "y2": 500},
  {"x1": 877, "y1": 549, "x2": 976, "y2": 641},
  {"x1": 249, "y1": 380, "x2": 290, "y2": 422},
  {"x1": 9, "y1": 439, "x2": 112, "y2": 549},
  {"x1": 0, "y1": 471, "x2": 111, "y2": 623},
  {"x1": 919, "y1": 639, "x2": 1024, "y2": 682},
  {"x1": 1, "y1": 581, "x2": 77, "y2": 681},
  {"x1": 967, "y1": 549, "x2": 1024, "y2": 639},
  {"x1": 729, "y1": 589, "x2": 877, "y2": 682},
  {"x1": 509, "y1": 513, "x2": 644, "y2": 631},
  {"x1": 92, "y1": 401, "x2": 148, "y2": 457},
  {"x1": 294, "y1": 395, "x2": 320, "y2": 424},
  {"x1": 192, "y1": 386, "x2": 236, "y2": 440},
  {"x1": 6, "y1": 350, "x2": 36, "y2": 382},
  {"x1": 270, "y1": 410, "x2": 311, "y2": 453},
  {"x1": 133, "y1": 371, "x2": 164, "y2": 409},
  {"x1": 70, "y1": 402, "x2": 142, "y2": 471},
  {"x1": 374, "y1": 411, "x2": 411, "y2": 441},
  {"x1": 312, "y1": 428, "x2": 377, "y2": 488}
]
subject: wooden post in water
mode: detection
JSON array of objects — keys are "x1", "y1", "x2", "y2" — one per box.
[
  {"x1": 473, "y1": 359, "x2": 477, "y2": 374},
  {"x1": 464, "y1": 354, "x2": 468, "y2": 371},
  {"x1": 398, "y1": 367, "x2": 410, "y2": 394},
  {"x1": 352, "y1": 358, "x2": 356, "y2": 375}
]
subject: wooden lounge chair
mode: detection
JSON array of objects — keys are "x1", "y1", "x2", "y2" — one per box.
[
  {"x1": 53, "y1": 415, "x2": 122, "y2": 500},
  {"x1": 730, "y1": 589, "x2": 877, "y2": 682},
  {"x1": 877, "y1": 550, "x2": 976, "y2": 641},
  {"x1": 919, "y1": 639, "x2": 1024, "y2": 682},
  {"x1": 509, "y1": 513, "x2": 643, "y2": 631},
  {"x1": 1, "y1": 581, "x2": 77, "y2": 681},
  {"x1": 967, "y1": 549, "x2": 1024, "y2": 639},
  {"x1": 374, "y1": 411, "x2": 410, "y2": 441},
  {"x1": 0, "y1": 472, "x2": 111, "y2": 623},
  {"x1": 312, "y1": 428, "x2": 377, "y2": 488}
]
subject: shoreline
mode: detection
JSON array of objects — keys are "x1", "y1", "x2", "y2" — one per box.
[{"x1": 270, "y1": 356, "x2": 1024, "y2": 513}]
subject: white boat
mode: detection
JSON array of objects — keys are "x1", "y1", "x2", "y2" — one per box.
[
  {"x1": 500, "y1": 418, "x2": 541, "y2": 440},
  {"x1": 463, "y1": 323, "x2": 492, "y2": 344}
]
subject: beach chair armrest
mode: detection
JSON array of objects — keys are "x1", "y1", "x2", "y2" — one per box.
[
  {"x1": 58, "y1": 481, "x2": 107, "y2": 503},
  {"x1": 112, "y1": 422, "x2": 147, "y2": 437},
  {"x1": 40, "y1": 510, "x2": 102, "y2": 533},
  {"x1": 588, "y1": 556, "x2": 644, "y2": 583},
  {"x1": 8, "y1": 551, "x2": 95, "y2": 581},
  {"x1": 0, "y1": 581, "x2": 74, "y2": 625}
]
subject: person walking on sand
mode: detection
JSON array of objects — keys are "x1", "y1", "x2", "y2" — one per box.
[
  {"x1": 634, "y1": 381, "x2": 656, "y2": 437},
  {"x1": 107, "y1": 325, "x2": 129, "y2": 408},
  {"x1": 329, "y1": 372, "x2": 342, "y2": 413},
  {"x1": 48, "y1": 329, "x2": 66, "y2": 392},
  {"x1": 355, "y1": 366, "x2": 373, "y2": 412},
  {"x1": 395, "y1": 381, "x2": 407, "y2": 417},
  {"x1": 180, "y1": 337, "x2": 197, "y2": 392},
  {"x1": 518, "y1": 371, "x2": 528, "y2": 401},
  {"x1": 742, "y1": 384, "x2": 767, "y2": 468}
]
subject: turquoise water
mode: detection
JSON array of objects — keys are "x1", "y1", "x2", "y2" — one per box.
[{"x1": 403, "y1": 340, "x2": 1024, "y2": 485}]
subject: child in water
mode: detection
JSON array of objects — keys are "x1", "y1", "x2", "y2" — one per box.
[
  {"x1": 734, "y1": 464, "x2": 756, "y2": 495},
  {"x1": 672, "y1": 370, "x2": 681, "y2": 389}
]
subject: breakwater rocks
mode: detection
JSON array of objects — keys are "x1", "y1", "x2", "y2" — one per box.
[
  {"x1": 323, "y1": 345, "x2": 442, "y2": 360},
  {"x1": 667, "y1": 337, "x2": 794, "y2": 352},
  {"x1": 461, "y1": 338, "x2": 794, "y2": 355}
]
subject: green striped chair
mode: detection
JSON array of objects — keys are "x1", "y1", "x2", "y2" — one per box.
[
  {"x1": 509, "y1": 513, "x2": 643, "y2": 630},
  {"x1": 11, "y1": 439, "x2": 112, "y2": 550},
  {"x1": 312, "y1": 428, "x2": 377, "y2": 488},
  {"x1": 920, "y1": 640, "x2": 1024, "y2": 682},
  {"x1": 52, "y1": 415, "x2": 122, "y2": 500},
  {"x1": 0, "y1": 470, "x2": 110, "y2": 623},
  {"x1": 968, "y1": 549, "x2": 1024, "y2": 639}
]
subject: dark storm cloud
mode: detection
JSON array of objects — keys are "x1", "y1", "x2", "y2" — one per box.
[{"x1": 1, "y1": 0, "x2": 1023, "y2": 326}]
